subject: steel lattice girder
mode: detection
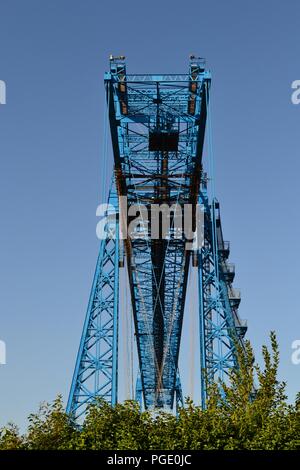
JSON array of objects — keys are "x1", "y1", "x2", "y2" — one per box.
[
  {"x1": 105, "y1": 59, "x2": 210, "y2": 409},
  {"x1": 67, "y1": 190, "x2": 119, "y2": 420},
  {"x1": 67, "y1": 58, "x2": 247, "y2": 417},
  {"x1": 198, "y1": 186, "x2": 247, "y2": 407}
]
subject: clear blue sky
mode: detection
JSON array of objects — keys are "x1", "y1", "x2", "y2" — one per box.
[{"x1": 0, "y1": 0, "x2": 299, "y2": 429}]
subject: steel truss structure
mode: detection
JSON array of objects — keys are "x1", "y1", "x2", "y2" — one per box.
[{"x1": 67, "y1": 57, "x2": 247, "y2": 419}]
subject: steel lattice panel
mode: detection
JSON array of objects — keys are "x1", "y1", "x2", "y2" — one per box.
[{"x1": 106, "y1": 60, "x2": 209, "y2": 408}]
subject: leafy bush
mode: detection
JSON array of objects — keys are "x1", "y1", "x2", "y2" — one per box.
[{"x1": 1, "y1": 333, "x2": 299, "y2": 450}]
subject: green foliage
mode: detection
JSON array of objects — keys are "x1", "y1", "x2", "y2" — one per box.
[
  {"x1": 25, "y1": 395, "x2": 79, "y2": 450},
  {"x1": 0, "y1": 333, "x2": 299, "y2": 450},
  {"x1": 0, "y1": 423, "x2": 25, "y2": 450},
  {"x1": 77, "y1": 399, "x2": 151, "y2": 450}
]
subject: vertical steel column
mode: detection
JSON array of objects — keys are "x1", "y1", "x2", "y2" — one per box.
[
  {"x1": 198, "y1": 185, "x2": 245, "y2": 409},
  {"x1": 67, "y1": 189, "x2": 119, "y2": 420},
  {"x1": 198, "y1": 249, "x2": 207, "y2": 409},
  {"x1": 111, "y1": 210, "x2": 120, "y2": 406},
  {"x1": 175, "y1": 372, "x2": 183, "y2": 413},
  {"x1": 135, "y1": 374, "x2": 143, "y2": 408}
]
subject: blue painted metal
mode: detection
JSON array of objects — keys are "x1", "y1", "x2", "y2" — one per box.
[
  {"x1": 135, "y1": 374, "x2": 143, "y2": 408},
  {"x1": 198, "y1": 179, "x2": 247, "y2": 408},
  {"x1": 67, "y1": 188, "x2": 119, "y2": 420},
  {"x1": 68, "y1": 57, "x2": 247, "y2": 418},
  {"x1": 175, "y1": 372, "x2": 184, "y2": 412},
  {"x1": 104, "y1": 57, "x2": 210, "y2": 410}
]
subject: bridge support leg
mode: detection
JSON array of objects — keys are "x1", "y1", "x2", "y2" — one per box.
[{"x1": 67, "y1": 189, "x2": 119, "y2": 420}]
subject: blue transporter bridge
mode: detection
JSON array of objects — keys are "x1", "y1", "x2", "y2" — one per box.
[{"x1": 67, "y1": 56, "x2": 247, "y2": 420}]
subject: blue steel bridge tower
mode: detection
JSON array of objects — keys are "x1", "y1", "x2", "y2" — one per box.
[{"x1": 67, "y1": 57, "x2": 247, "y2": 420}]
